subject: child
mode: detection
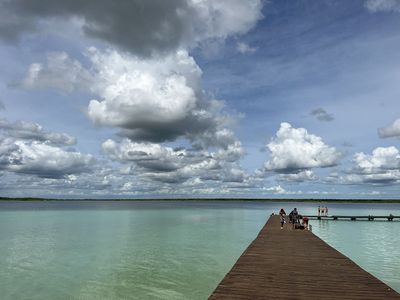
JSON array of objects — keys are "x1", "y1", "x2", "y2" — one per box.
[{"x1": 280, "y1": 215, "x2": 285, "y2": 229}]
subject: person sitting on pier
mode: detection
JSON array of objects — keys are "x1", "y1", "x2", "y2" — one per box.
[{"x1": 302, "y1": 216, "x2": 309, "y2": 230}]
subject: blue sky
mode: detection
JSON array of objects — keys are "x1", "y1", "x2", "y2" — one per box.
[{"x1": 1, "y1": 0, "x2": 400, "y2": 198}]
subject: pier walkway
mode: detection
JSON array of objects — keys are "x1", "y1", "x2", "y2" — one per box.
[{"x1": 209, "y1": 215, "x2": 400, "y2": 299}]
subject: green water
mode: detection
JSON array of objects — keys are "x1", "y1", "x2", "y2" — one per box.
[{"x1": 0, "y1": 201, "x2": 399, "y2": 299}]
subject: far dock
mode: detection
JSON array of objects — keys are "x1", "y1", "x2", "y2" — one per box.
[
  {"x1": 209, "y1": 215, "x2": 400, "y2": 299},
  {"x1": 307, "y1": 215, "x2": 399, "y2": 221}
]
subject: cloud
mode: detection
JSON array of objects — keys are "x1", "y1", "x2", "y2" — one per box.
[
  {"x1": 17, "y1": 52, "x2": 92, "y2": 93},
  {"x1": 310, "y1": 108, "x2": 334, "y2": 122},
  {"x1": 0, "y1": 118, "x2": 93, "y2": 178},
  {"x1": 0, "y1": 118, "x2": 76, "y2": 145},
  {"x1": 236, "y1": 42, "x2": 257, "y2": 54},
  {"x1": 0, "y1": 0, "x2": 263, "y2": 57},
  {"x1": 364, "y1": 0, "x2": 400, "y2": 12},
  {"x1": 0, "y1": 138, "x2": 94, "y2": 178},
  {"x1": 102, "y1": 138, "x2": 245, "y2": 184},
  {"x1": 0, "y1": 100, "x2": 5, "y2": 110},
  {"x1": 378, "y1": 118, "x2": 400, "y2": 138},
  {"x1": 263, "y1": 185, "x2": 286, "y2": 194},
  {"x1": 346, "y1": 146, "x2": 400, "y2": 184},
  {"x1": 353, "y1": 146, "x2": 400, "y2": 174},
  {"x1": 19, "y1": 48, "x2": 239, "y2": 147},
  {"x1": 264, "y1": 122, "x2": 341, "y2": 173},
  {"x1": 87, "y1": 48, "x2": 217, "y2": 143},
  {"x1": 278, "y1": 170, "x2": 316, "y2": 182}
]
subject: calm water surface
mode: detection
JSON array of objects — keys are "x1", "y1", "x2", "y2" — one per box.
[{"x1": 0, "y1": 201, "x2": 399, "y2": 299}]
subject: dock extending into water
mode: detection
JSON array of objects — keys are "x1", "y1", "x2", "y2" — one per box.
[
  {"x1": 209, "y1": 215, "x2": 400, "y2": 299},
  {"x1": 307, "y1": 215, "x2": 399, "y2": 221}
]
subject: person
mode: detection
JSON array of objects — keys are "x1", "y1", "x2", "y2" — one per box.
[
  {"x1": 302, "y1": 216, "x2": 309, "y2": 230},
  {"x1": 321, "y1": 206, "x2": 325, "y2": 216},
  {"x1": 280, "y1": 214, "x2": 285, "y2": 229},
  {"x1": 279, "y1": 208, "x2": 286, "y2": 230},
  {"x1": 325, "y1": 206, "x2": 329, "y2": 216},
  {"x1": 318, "y1": 206, "x2": 321, "y2": 216},
  {"x1": 290, "y1": 208, "x2": 298, "y2": 228}
]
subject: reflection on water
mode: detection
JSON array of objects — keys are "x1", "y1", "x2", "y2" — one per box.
[{"x1": 0, "y1": 201, "x2": 399, "y2": 299}]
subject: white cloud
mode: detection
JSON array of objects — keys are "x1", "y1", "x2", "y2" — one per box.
[
  {"x1": 378, "y1": 118, "x2": 400, "y2": 138},
  {"x1": 263, "y1": 185, "x2": 286, "y2": 194},
  {"x1": 87, "y1": 49, "x2": 208, "y2": 142},
  {"x1": 102, "y1": 138, "x2": 245, "y2": 184},
  {"x1": 0, "y1": 118, "x2": 76, "y2": 145},
  {"x1": 0, "y1": 138, "x2": 94, "y2": 178},
  {"x1": 18, "y1": 52, "x2": 92, "y2": 93},
  {"x1": 365, "y1": 0, "x2": 400, "y2": 12},
  {"x1": 264, "y1": 122, "x2": 341, "y2": 173},
  {"x1": 353, "y1": 146, "x2": 400, "y2": 173},
  {"x1": 346, "y1": 146, "x2": 400, "y2": 184},
  {"x1": 236, "y1": 42, "x2": 257, "y2": 54},
  {"x1": 0, "y1": 119, "x2": 93, "y2": 178},
  {"x1": 279, "y1": 170, "x2": 316, "y2": 182}
]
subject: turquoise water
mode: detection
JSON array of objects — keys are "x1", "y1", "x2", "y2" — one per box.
[{"x1": 0, "y1": 201, "x2": 399, "y2": 299}]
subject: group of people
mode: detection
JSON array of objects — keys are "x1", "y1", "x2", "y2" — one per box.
[
  {"x1": 279, "y1": 208, "x2": 309, "y2": 230},
  {"x1": 318, "y1": 206, "x2": 329, "y2": 216}
]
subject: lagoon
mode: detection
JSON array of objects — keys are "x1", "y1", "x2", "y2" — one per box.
[{"x1": 0, "y1": 200, "x2": 399, "y2": 299}]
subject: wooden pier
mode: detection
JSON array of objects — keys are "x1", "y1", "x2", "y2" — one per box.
[
  {"x1": 307, "y1": 215, "x2": 399, "y2": 221},
  {"x1": 209, "y1": 215, "x2": 400, "y2": 299}
]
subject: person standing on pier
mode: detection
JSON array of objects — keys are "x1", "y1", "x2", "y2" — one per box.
[
  {"x1": 325, "y1": 206, "x2": 329, "y2": 216},
  {"x1": 279, "y1": 208, "x2": 286, "y2": 229},
  {"x1": 289, "y1": 208, "x2": 299, "y2": 228}
]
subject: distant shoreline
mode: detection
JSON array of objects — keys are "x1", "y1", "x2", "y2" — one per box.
[{"x1": 1, "y1": 197, "x2": 400, "y2": 203}]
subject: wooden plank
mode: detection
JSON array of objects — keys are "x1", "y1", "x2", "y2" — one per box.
[{"x1": 209, "y1": 215, "x2": 400, "y2": 300}]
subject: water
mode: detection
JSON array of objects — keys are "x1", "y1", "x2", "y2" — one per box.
[{"x1": 0, "y1": 201, "x2": 399, "y2": 299}]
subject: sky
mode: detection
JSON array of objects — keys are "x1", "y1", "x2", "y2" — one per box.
[{"x1": 1, "y1": 0, "x2": 400, "y2": 199}]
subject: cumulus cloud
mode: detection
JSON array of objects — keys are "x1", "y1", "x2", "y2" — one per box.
[
  {"x1": 0, "y1": 118, "x2": 93, "y2": 178},
  {"x1": 310, "y1": 108, "x2": 334, "y2": 122},
  {"x1": 102, "y1": 138, "x2": 245, "y2": 184},
  {"x1": 0, "y1": 119, "x2": 76, "y2": 145},
  {"x1": 365, "y1": 0, "x2": 400, "y2": 12},
  {"x1": 0, "y1": 138, "x2": 94, "y2": 178},
  {"x1": 0, "y1": 0, "x2": 263, "y2": 57},
  {"x1": 87, "y1": 48, "x2": 218, "y2": 143},
  {"x1": 20, "y1": 48, "x2": 239, "y2": 148},
  {"x1": 378, "y1": 118, "x2": 400, "y2": 138},
  {"x1": 353, "y1": 146, "x2": 400, "y2": 174},
  {"x1": 236, "y1": 42, "x2": 257, "y2": 54},
  {"x1": 11, "y1": 0, "x2": 262, "y2": 188},
  {"x1": 264, "y1": 122, "x2": 341, "y2": 173},
  {"x1": 17, "y1": 52, "x2": 92, "y2": 93},
  {"x1": 346, "y1": 146, "x2": 400, "y2": 184}
]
